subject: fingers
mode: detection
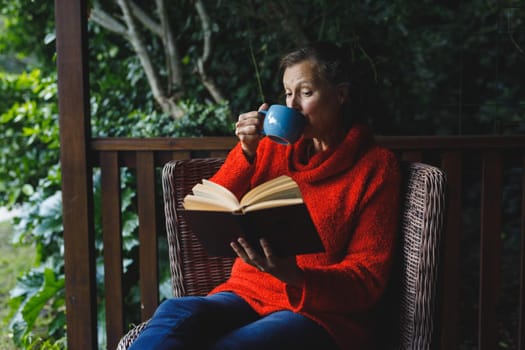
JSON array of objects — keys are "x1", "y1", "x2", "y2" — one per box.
[
  {"x1": 235, "y1": 111, "x2": 262, "y2": 137},
  {"x1": 230, "y1": 238, "x2": 268, "y2": 272},
  {"x1": 234, "y1": 103, "x2": 268, "y2": 139},
  {"x1": 258, "y1": 102, "x2": 269, "y2": 113},
  {"x1": 235, "y1": 106, "x2": 268, "y2": 160},
  {"x1": 258, "y1": 238, "x2": 275, "y2": 260},
  {"x1": 230, "y1": 238, "x2": 302, "y2": 285}
]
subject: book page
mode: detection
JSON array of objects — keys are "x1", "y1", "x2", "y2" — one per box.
[
  {"x1": 192, "y1": 180, "x2": 240, "y2": 209},
  {"x1": 240, "y1": 175, "x2": 302, "y2": 208},
  {"x1": 201, "y1": 179, "x2": 239, "y2": 201},
  {"x1": 242, "y1": 198, "x2": 304, "y2": 213},
  {"x1": 183, "y1": 179, "x2": 241, "y2": 212},
  {"x1": 183, "y1": 194, "x2": 239, "y2": 212}
]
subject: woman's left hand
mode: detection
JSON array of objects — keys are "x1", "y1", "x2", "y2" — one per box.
[{"x1": 230, "y1": 237, "x2": 305, "y2": 287}]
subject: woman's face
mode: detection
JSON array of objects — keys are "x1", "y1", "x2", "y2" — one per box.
[{"x1": 283, "y1": 60, "x2": 347, "y2": 142}]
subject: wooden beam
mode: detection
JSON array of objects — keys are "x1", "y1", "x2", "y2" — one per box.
[
  {"x1": 400, "y1": 150, "x2": 423, "y2": 162},
  {"x1": 518, "y1": 155, "x2": 525, "y2": 350},
  {"x1": 55, "y1": 0, "x2": 97, "y2": 348},
  {"x1": 479, "y1": 151, "x2": 503, "y2": 350},
  {"x1": 89, "y1": 135, "x2": 525, "y2": 153},
  {"x1": 439, "y1": 152, "x2": 462, "y2": 349},
  {"x1": 136, "y1": 152, "x2": 159, "y2": 319},
  {"x1": 91, "y1": 137, "x2": 237, "y2": 151},
  {"x1": 101, "y1": 152, "x2": 124, "y2": 349}
]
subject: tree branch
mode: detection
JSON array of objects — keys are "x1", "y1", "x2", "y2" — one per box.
[
  {"x1": 193, "y1": 0, "x2": 225, "y2": 102},
  {"x1": 129, "y1": 2, "x2": 162, "y2": 37},
  {"x1": 194, "y1": 0, "x2": 212, "y2": 66},
  {"x1": 116, "y1": 0, "x2": 182, "y2": 117},
  {"x1": 90, "y1": 5, "x2": 128, "y2": 36},
  {"x1": 155, "y1": 0, "x2": 184, "y2": 96}
]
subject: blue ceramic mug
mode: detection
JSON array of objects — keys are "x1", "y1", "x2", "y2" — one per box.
[{"x1": 260, "y1": 105, "x2": 305, "y2": 145}]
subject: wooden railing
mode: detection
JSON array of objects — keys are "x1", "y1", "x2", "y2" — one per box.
[
  {"x1": 90, "y1": 137, "x2": 236, "y2": 350},
  {"x1": 73, "y1": 135, "x2": 525, "y2": 350}
]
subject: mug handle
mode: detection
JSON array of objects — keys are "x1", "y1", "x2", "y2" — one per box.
[{"x1": 258, "y1": 110, "x2": 267, "y2": 136}]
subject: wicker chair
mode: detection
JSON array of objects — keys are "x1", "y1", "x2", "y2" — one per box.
[{"x1": 117, "y1": 158, "x2": 446, "y2": 350}]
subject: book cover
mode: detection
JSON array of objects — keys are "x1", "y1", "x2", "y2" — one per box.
[
  {"x1": 181, "y1": 204, "x2": 324, "y2": 257},
  {"x1": 180, "y1": 176, "x2": 325, "y2": 257}
]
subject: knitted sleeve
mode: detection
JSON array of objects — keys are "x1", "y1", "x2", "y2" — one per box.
[{"x1": 209, "y1": 142, "x2": 256, "y2": 200}]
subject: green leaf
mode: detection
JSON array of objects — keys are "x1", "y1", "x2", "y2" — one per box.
[
  {"x1": 22, "y1": 183, "x2": 34, "y2": 196},
  {"x1": 44, "y1": 32, "x2": 55, "y2": 45},
  {"x1": 21, "y1": 268, "x2": 64, "y2": 333}
]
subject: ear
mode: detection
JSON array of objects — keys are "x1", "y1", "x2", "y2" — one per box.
[{"x1": 336, "y1": 83, "x2": 350, "y2": 105}]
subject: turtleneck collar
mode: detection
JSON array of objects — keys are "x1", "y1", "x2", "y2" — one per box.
[{"x1": 287, "y1": 124, "x2": 375, "y2": 183}]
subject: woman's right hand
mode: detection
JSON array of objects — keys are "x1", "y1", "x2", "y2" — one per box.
[{"x1": 235, "y1": 103, "x2": 268, "y2": 161}]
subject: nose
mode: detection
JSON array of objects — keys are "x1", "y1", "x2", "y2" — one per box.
[{"x1": 287, "y1": 94, "x2": 300, "y2": 110}]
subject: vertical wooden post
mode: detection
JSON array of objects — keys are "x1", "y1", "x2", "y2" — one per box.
[
  {"x1": 55, "y1": 0, "x2": 97, "y2": 348},
  {"x1": 519, "y1": 156, "x2": 525, "y2": 350},
  {"x1": 479, "y1": 151, "x2": 503, "y2": 350},
  {"x1": 101, "y1": 152, "x2": 124, "y2": 349},
  {"x1": 439, "y1": 151, "x2": 462, "y2": 349},
  {"x1": 136, "y1": 152, "x2": 159, "y2": 319},
  {"x1": 401, "y1": 150, "x2": 423, "y2": 162}
]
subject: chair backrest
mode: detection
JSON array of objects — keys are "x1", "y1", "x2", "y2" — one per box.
[
  {"x1": 161, "y1": 159, "x2": 446, "y2": 349},
  {"x1": 162, "y1": 158, "x2": 231, "y2": 297},
  {"x1": 387, "y1": 161, "x2": 447, "y2": 349}
]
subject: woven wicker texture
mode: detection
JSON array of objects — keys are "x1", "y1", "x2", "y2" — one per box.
[
  {"x1": 118, "y1": 159, "x2": 446, "y2": 350},
  {"x1": 162, "y1": 158, "x2": 233, "y2": 297},
  {"x1": 116, "y1": 321, "x2": 148, "y2": 350},
  {"x1": 394, "y1": 162, "x2": 447, "y2": 349}
]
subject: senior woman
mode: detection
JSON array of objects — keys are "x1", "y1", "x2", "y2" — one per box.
[{"x1": 129, "y1": 42, "x2": 401, "y2": 350}]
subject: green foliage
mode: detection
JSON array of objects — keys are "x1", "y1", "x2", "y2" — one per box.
[
  {"x1": 87, "y1": 0, "x2": 525, "y2": 134},
  {"x1": 0, "y1": 69, "x2": 227, "y2": 349},
  {"x1": 0, "y1": 1, "x2": 56, "y2": 73},
  {"x1": 17, "y1": 333, "x2": 66, "y2": 350},
  {"x1": 0, "y1": 70, "x2": 59, "y2": 206},
  {"x1": 8, "y1": 183, "x2": 65, "y2": 346},
  {"x1": 0, "y1": 220, "x2": 34, "y2": 350},
  {"x1": 88, "y1": 22, "x2": 156, "y2": 137},
  {"x1": 8, "y1": 267, "x2": 65, "y2": 347},
  {"x1": 126, "y1": 100, "x2": 234, "y2": 137}
]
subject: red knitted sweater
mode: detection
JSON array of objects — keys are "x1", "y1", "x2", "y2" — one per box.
[{"x1": 209, "y1": 124, "x2": 401, "y2": 349}]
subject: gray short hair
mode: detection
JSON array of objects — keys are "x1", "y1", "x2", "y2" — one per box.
[{"x1": 279, "y1": 42, "x2": 350, "y2": 86}]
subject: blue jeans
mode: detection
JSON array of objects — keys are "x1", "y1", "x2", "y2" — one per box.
[{"x1": 128, "y1": 292, "x2": 337, "y2": 350}]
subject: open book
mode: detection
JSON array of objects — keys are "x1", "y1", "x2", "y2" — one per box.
[
  {"x1": 183, "y1": 175, "x2": 303, "y2": 213},
  {"x1": 181, "y1": 176, "x2": 324, "y2": 257}
]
